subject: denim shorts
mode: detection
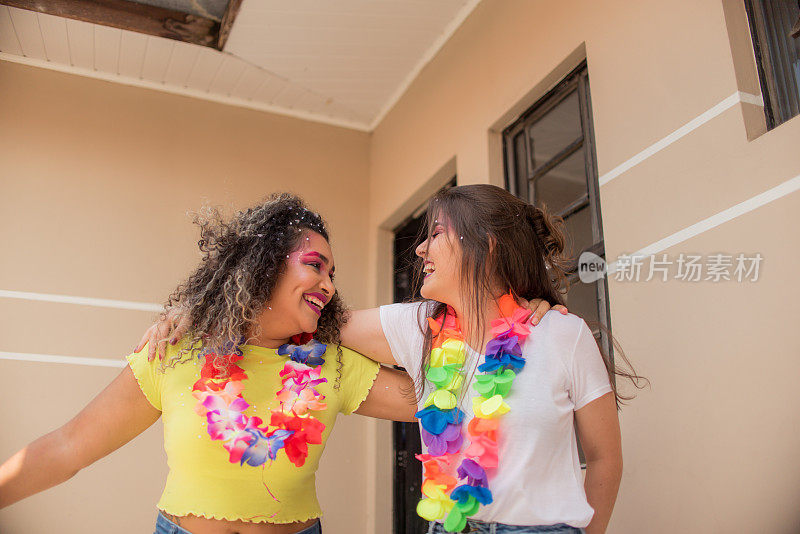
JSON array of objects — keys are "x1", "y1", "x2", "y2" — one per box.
[
  {"x1": 155, "y1": 510, "x2": 322, "y2": 534},
  {"x1": 426, "y1": 519, "x2": 585, "y2": 534}
]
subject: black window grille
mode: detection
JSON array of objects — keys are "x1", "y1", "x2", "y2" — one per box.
[
  {"x1": 745, "y1": 0, "x2": 800, "y2": 128},
  {"x1": 503, "y1": 61, "x2": 613, "y2": 378}
]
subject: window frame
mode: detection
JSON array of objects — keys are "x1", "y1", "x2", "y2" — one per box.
[
  {"x1": 502, "y1": 61, "x2": 613, "y2": 365},
  {"x1": 744, "y1": 0, "x2": 800, "y2": 129}
]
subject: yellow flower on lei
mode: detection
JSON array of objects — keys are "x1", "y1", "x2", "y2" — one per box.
[
  {"x1": 472, "y1": 394, "x2": 510, "y2": 419},
  {"x1": 430, "y1": 339, "x2": 467, "y2": 367},
  {"x1": 417, "y1": 479, "x2": 456, "y2": 520}
]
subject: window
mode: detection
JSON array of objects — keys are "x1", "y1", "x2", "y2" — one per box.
[
  {"x1": 503, "y1": 61, "x2": 613, "y2": 366},
  {"x1": 745, "y1": 0, "x2": 800, "y2": 128}
]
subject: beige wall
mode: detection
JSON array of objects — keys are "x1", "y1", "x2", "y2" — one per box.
[
  {"x1": 367, "y1": 0, "x2": 800, "y2": 532},
  {"x1": 0, "y1": 60, "x2": 374, "y2": 533}
]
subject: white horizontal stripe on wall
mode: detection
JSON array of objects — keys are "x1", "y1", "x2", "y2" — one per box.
[
  {"x1": 0, "y1": 88, "x2": 788, "y2": 366},
  {"x1": 3, "y1": 174, "x2": 798, "y2": 367},
  {"x1": 606, "y1": 173, "x2": 800, "y2": 274},
  {"x1": 598, "y1": 91, "x2": 764, "y2": 187},
  {"x1": 0, "y1": 351, "x2": 126, "y2": 368},
  {"x1": 0, "y1": 289, "x2": 162, "y2": 312}
]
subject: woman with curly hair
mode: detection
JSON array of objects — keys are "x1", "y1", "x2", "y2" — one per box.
[{"x1": 0, "y1": 193, "x2": 425, "y2": 534}]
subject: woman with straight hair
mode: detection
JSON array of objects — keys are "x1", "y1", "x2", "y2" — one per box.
[
  {"x1": 369, "y1": 184, "x2": 645, "y2": 533},
  {"x1": 142, "y1": 184, "x2": 643, "y2": 533}
]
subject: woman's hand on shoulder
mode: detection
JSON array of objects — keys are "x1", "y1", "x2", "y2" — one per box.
[
  {"x1": 134, "y1": 307, "x2": 191, "y2": 362},
  {"x1": 519, "y1": 298, "x2": 568, "y2": 325}
]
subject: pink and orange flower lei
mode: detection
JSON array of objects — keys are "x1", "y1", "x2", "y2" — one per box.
[
  {"x1": 415, "y1": 293, "x2": 532, "y2": 532},
  {"x1": 192, "y1": 334, "x2": 328, "y2": 471}
]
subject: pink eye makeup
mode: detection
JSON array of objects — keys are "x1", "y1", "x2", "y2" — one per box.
[{"x1": 299, "y1": 251, "x2": 335, "y2": 279}]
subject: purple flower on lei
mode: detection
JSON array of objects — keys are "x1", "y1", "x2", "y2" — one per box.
[
  {"x1": 278, "y1": 339, "x2": 326, "y2": 366},
  {"x1": 238, "y1": 428, "x2": 295, "y2": 466},
  {"x1": 485, "y1": 332, "x2": 522, "y2": 358},
  {"x1": 421, "y1": 423, "x2": 463, "y2": 456},
  {"x1": 479, "y1": 332, "x2": 525, "y2": 373},
  {"x1": 456, "y1": 459, "x2": 489, "y2": 488}
]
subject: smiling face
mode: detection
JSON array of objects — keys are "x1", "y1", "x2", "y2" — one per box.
[
  {"x1": 254, "y1": 231, "x2": 336, "y2": 345},
  {"x1": 415, "y1": 217, "x2": 463, "y2": 308}
]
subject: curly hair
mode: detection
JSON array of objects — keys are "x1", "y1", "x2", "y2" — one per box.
[{"x1": 160, "y1": 192, "x2": 347, "y2": 388}]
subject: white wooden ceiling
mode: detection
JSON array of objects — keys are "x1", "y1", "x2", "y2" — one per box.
[{"x1": 0, "y1": 0, "x2": 481, "y2": 131}]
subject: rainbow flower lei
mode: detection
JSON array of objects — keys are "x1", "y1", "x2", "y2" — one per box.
[
  {"x1": 415, "y1": 293, "x2": 532, "y2": 532},
  {"x1": 192, "y1": 334, "x2": 328, "y2": 473}
]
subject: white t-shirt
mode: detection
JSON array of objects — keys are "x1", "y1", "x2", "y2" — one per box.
[{"x1": 380, "y1": 302, "x2": 612, "y2": 528}]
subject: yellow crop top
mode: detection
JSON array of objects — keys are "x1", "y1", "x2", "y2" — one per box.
[{"x1": 127, "y1": 339, "x2": 379, "y2": 524}]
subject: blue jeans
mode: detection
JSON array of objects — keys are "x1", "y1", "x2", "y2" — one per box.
[
  {"x1": 426, "y1": 519, "x2": 585, "y2": 534},
  {"x1": 155, "y1": 510, "x2": 322, "y2": 534}
]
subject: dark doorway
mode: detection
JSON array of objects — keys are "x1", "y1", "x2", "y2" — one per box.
[
  {"x1": 392, "y1": 178, "x2": 455, "y2": 534},
  {"x1": 391, "y1": 211, "x2": 425, "y2": 534}
]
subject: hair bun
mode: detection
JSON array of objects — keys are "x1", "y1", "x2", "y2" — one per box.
[{"x1": 526, "y1": 203, "x2": 570, "y2": 291}]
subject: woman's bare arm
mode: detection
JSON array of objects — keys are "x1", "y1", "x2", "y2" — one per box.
[
  {"x1": 0, "y1": 367, "x2": 161, "y2": 508},
  {"x1": 340, "y1": 300, "x2": 565, "y2": 366},
  {"x1": 575, "y1": 392, "x2": 623, "y2": 534},
  {"x1": 136, "y1": 300, "x2": 568, "y2": 363},
  {"x1": 354, "y1": 366, "x2": 417, "y2": 422},
  {"x1": 341, "y1": 309, "x2": 398, "y2": 366}
]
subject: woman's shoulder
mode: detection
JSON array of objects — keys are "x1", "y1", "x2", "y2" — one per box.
[
  {"x1": 538, "y1": 309, "x2": 586, "y2": 329},
  {"x1": 126, "y1": 338, "x2": 203, "y2": 411},
  {"x1": 381, "y1": 300, "x2": 431, "y2": 312},
  {"x1": 128, "y1": 337, "x2": 204, "y2": 374},
  {"x1": 328, "y1": 344, "x2": 379, "y2": 369},
  {"x1": 380, "y1": 299, "x2": 435, "y2": 327},
  {"x1": 525, "y1": 310, "x2": 587, "y2": 351},
  {"x1": 322, "y1": 344, "x2": 380, "y2": 412}
]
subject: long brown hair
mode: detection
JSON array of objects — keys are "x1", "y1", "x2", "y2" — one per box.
[{"x1": 412, "y1": 184, "x2": 647, "y2": 408}]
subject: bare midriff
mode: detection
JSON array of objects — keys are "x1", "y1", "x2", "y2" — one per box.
[{"x1": 161, "y1": 512, "x2": 318, "y2": 534}]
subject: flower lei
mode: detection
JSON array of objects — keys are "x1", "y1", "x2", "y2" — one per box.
[
  {"x1": 415, "y1": 293, "x2": 532, "y2": 532},
  {"x1": 192, "y1": 333, "x2": 328, "y2": 475}
]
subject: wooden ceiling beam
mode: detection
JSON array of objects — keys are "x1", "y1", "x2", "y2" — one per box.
[
  {"x1": 0, "y1": 0, "x2": 229, "y2": 49},
  {"x1": 217, "y1": 0, "x2": 242, "y2": 50}
]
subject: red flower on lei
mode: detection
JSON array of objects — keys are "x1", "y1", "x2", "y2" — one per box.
[{"x1": 193, "y1": 338, "x2": 329, "y2": 471}]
